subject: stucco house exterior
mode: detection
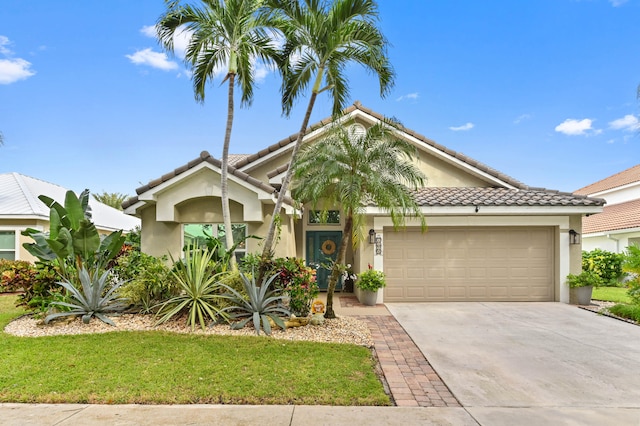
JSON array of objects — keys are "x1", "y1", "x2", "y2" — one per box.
[
  {"x1": 0, "y1": 172, "x2": 141, "y2": 262},
  {"x1": 123, "y1": 102, "x2": 604, "y2": 304},
  {"x1": 574, "y1": 164, "x2": 640, "y2": 253}
]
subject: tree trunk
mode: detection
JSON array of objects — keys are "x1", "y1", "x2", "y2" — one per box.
[
  {"x1": 260, "y1": 91, "x2": 319, "y2": 264},
  {"x1": 325, "y1": 213, "x2": 353, "y2": 319},
  {"x1": 222, "y1": 73, "x2": 237, "y2": 271}
]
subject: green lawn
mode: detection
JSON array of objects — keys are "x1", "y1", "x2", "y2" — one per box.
[
  {"x1": 592, "y1": 286, "x2": 632, "y2": 304},
  {"x1": 0, "y1": 295, "x2": 389, "y2": 405}
]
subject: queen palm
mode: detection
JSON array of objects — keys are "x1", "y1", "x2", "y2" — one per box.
[
  {"x1": 259, "y1": 0, "x2": 395, "y2": 261},
  {"x1": 291, "y1": 120, "x2": 426, "y2": 318},
  {"x1": 157, "y1": 0, "x2": 278, "y2": 269}
]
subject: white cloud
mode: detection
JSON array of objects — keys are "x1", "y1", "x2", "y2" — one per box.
[
  {"x1": 609, "y1": 0, "x2": 628, "y2": 6},
  {"x1": 140, "y1": 25, "x2": 156, "y2": 38},
  {"x1": 0, "y1": 36, "x2": 12, "y2": 55},
  {"x1": 396, "y1": 92, "x2": 419, "y2": 102},
  {"x1": 0, "y1": 58, "x2": 35, "y2": 84},
  {"x1": 554, "y1": 118, "x2": 598, "y2": 136},
  {"x1": 449, "y1": 122, "x2": 474, "y2": 131},
  {"x1": 126, "y1": 48, "x2": 179, "y2": 71},
  {"x1": 514, "y1": 113, "x2": 532, "y2": 124},
  {"x1": 608, "y1": 114, "x2": 639, "y2": 132},
  {"x1": 0, "y1": 36, "x2": 36, "y2": 84}
]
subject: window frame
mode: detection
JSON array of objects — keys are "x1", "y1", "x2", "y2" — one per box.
[
  {"x1": 307, "y1": 210, "x2": 341, "y2": 226},
  {"x1": 0, "y1": 229, "x2": 18, "y2": 261},
  {"x1": 183, "y1": 223, "x2": 249, "y2": 260}
]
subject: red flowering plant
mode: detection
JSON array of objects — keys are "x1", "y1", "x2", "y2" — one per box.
[{"x1": 269, "y1": 257, "x2": 319, "y2": 317}]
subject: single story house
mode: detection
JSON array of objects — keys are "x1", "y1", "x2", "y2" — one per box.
[
  {"x1": 123, "y1": 102, "x2": 604, "y2": 304},
  {"x1": 0, "y1": 172, "x2": 141, "y2": 262},
  {"x1": 574, "y1": 164, "x2": 640, "y2": 253}
]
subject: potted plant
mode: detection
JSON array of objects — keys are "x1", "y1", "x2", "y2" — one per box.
[
  {"x1": 566, "y1": 271, "x2": 603, "y2": 305},
  {"x1": 356, "y1": 265, "x2": 386, "y2": 306}
]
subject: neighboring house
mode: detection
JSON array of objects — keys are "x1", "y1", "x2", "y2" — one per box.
[
  {"x1": 123, "y1": 102, "x2": 604, "y2": 304},
  {"x1": 574, "y1": 164, "x2": 640, "y2": 253},
  {"x1": 0, "y1": 172, "x2": 141, "y2": 262}
]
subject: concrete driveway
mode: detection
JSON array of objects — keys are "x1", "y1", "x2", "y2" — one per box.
[{"x1": 386, "y1": 302, "x2": 640, "y2": 425}]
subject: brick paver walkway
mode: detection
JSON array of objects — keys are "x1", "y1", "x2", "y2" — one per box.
[{"x1": 360, "y1": 315, "x2": 461, "y2": 408}]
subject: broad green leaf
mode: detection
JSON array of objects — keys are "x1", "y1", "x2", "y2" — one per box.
[
  {"x1": 64, "y1": 191, "x2": 84, "y2": 231},
  {"x1": 72, "y1": 219, "x2": 100, "y2": 261}
]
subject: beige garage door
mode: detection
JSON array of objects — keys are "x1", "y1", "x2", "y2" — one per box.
[{"x1": 383, "y1": 227, "x2": 554, "y2": 302}]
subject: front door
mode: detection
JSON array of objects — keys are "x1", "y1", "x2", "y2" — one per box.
[{"x1": 306, "y1": 231, "x2": 342, "y2": 291}]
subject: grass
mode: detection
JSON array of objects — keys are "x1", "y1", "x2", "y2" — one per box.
[
  {"x1": 0, "y1": 295, "x2": 390, "y2": 405},
  {"x1": 608, "y1": 304, "x2": 640, "y2": 323},
  {"x1": 592, "y1": 286, "x2": 632, "y2": 304}
]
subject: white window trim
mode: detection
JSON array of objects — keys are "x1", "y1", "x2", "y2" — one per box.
[{"x1": 0, "y1": 227, "x2": 22, "y2": 261}]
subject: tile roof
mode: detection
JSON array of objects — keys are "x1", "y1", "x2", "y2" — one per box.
[
  {"x1": 122, "y1": 151, "x2": 294, "y2": 210},
  {"x1": 228, "y1": 154, "x2": 251, "y2": 165},
  {"x1": 411, "y1": 187, "x2": 605, "y2": 207},
  {"x1": 582, "y1": 198, "x2": 640, "y2": 234},
  {"x1": 0, "y1": 172, "x2": 140, "y2": 231},
  {"x1": 574, "y1": 164, "x2": 640, "y2": 195}
]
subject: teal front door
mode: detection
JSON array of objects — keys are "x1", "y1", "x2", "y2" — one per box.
[{"x1": 306, "y1": 231, "x2": 342, "y2": 291}]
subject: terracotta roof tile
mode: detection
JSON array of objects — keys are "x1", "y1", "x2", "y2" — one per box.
[
  {"x1": 574, "y1": 164, "x2": 640, "y2": 195},
  {"x1": 582, "y1": 198, "x2": 640, "y2": 234},
  {"x1": 411, "y1": 187, "x2": 605, "y2": 207}
]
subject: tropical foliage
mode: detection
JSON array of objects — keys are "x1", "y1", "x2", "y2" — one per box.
[
  {"x1": 21, "y1": 190, "x2": 125, "y2": 284},
  {"x1": 355, "y1": 266, "x2": 386, "y2": 292},
  {"x1": 92, "y1": 192, "x2": 129, "y2": 210},
  {"x1": 112, "y1": 249, "x2": 176, "y2": 313},
  {"x1": 270, "y1": 257, "x2": 318, "y2": 316},
  {"x1": 260, "y1": 0, "x2": 395, "y2": 261},
  {"x1": 220, "y1": 272, "x2": 290, "y2": 335},
  {"x1": 155, "y1": 246, "x2": 229, "y2": 330},
  {"x1": 582, "y1": 248, "x2": 624, "y2": 286},
  {"x1": 623, "y1": 244, "x2": 640, "y2": 305},
  {"x1": 44, "y1": 267, "x2": 128, "y2": 326},
  {"x1": 291, "y1": 120, "x2": 426, "y2": 317},
  {"x1": 157, "y1": 0, "x2": 279, "y2": 269},
  {"x1": 566, "y1": 271, "x2": 603, "y2": 288}
]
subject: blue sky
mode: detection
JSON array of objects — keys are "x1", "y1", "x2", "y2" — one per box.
[{"x1": 1, "y1": 0, "x2": 638, "y2": 198}]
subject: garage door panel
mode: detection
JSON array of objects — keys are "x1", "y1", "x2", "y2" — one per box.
[{"x1": 383, "y1": 227, "x2": 554, "y2": 302}]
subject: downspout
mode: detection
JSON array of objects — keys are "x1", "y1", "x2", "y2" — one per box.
[{"x1": 606, "y1": 234, "x2": 620, "y2": 253}]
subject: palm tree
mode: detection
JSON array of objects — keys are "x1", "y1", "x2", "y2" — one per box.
[
  {"x1": 291, "y1": 120, "x2": 426, "y2": 318},
  {"x1": 92, "y1": 192, "x2": 129, "y2": 210},
  {"x1": 157, "y1": 0, "x2": 278, "y2": 269},
  {"x1": 259, "y1": 0, "x2": 395, "y2": 262}
]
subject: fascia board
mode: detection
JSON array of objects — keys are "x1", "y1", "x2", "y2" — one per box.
[{"x1": 364, "y1": 205, "x2": 604, "y2": 215}]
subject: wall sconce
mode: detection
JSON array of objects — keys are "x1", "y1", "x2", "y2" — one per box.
[
  {"x1": 569, "y1": 229, "x2": 581, "y2": 245},
  {"x1": 368, "y1": 229, "x2": 376, "y2": 245},
  {"x1": 369, "y1": 229, "x2": 382, "y2": 255}
]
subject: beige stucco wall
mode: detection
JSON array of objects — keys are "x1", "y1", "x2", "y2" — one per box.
[{"x1": 415, "y1": 150, "x2": 490, "y2": 187}]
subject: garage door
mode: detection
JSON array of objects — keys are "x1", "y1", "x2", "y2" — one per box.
[{"x1": 383, "y1": 227, "x2": 554, "y2": 302}]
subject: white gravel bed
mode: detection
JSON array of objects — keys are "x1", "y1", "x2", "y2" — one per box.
[{"x1": 4, "y1": 313, "x2": 373, "y2": 347}]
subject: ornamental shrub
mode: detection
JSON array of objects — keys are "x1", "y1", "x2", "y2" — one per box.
[
  {"x1": 623, "y1": 244, "x2": 640, "y2": 305},
  {"x1": 0, "y1": 259, "x2": 35, "y2": 292},
  {"x1": 15, "y1": 262, "x2": 63, "y2": 313},
  {"x1": 112, "y1": 249, "x2": 176, "y2": 313},
  {"x1": 582, "y1": 249, "x2": 624, "y2": 286},
  {"x1": 356, "y1": 265, "x2": 386, "y2": 292}
]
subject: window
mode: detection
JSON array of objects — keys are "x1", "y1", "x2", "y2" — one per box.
[
  {"x1": 0, "y1": 231, "x2": 16, "y2": 260},
  {"x1": 308, "y1": 210, "x2": 340, "y2": 225},
  {"x1": 184, "y1": 223, "x2": 248, "y2": 261}
]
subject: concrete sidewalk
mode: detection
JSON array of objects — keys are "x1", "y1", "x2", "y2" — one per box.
[{"x1": 0, "y1": 404, "x2": 478, "y2": 426}]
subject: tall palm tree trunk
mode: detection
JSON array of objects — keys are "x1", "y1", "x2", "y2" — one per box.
[
  {"x1": 222, "y1": 73, "x2": 237, "y2": 271},
  {"x1": 325, "y1": 213, "x2": 353, "y2": 319},
  {"x1": 260, "y1": 91, "x2": 319, "y2": 263}
]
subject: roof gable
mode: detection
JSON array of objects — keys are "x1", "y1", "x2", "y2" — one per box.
[{"x1": 234, "y1": 101, "x2": 529, "y2": 190}]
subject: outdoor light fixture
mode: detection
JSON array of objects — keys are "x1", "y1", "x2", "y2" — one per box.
[
  {"x1": 368, "y1": 229, "x2": 376, "y2": 244},
  {"x1": 569, "y1": 229, "x2": 581, "y2": 245},
  {"x1": 368, "y1": 229, "x2": 382, "y2": 254}
]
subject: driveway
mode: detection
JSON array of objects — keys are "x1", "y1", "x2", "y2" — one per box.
[{"x1": 386, "y1": 302, "x2": 640, "y2": 425}]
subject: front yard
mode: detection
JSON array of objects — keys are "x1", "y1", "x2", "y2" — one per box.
[{"x1": 0, "y1": 295, "x2": 390, "y2": 405}]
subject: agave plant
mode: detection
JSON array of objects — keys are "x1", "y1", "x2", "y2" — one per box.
[
  {"x1": 155, "y1": 246, "x2": 230, "y2": 331},
  {"x1": 220, "y1": 272, "x2": 290, "y2": 336},
  {"x1": 44, "y1": 267, "x2": 127, "y2": 326}
]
